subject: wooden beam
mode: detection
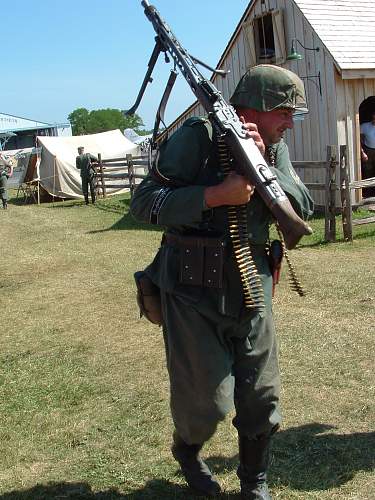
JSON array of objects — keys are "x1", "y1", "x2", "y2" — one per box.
[
  {"x1": 291, "y1": 161, "x2": 327, "y2": 169},
  {"x1": 352, "y1": 216, "x2": 375, "y2": 226},
  {"x1": 325, "y1": 145, "x2": 337, "y2": 242},
  {"x1": 350, "y1": 177, "x2": 375, "y2": 189},
  {"x1": 340, "y1": 145, "x2": 353, "y2": 241}
]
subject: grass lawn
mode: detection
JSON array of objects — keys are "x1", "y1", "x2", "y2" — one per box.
[{"x1": 0, "y1": 191, "x2": 374, "y2": 499}]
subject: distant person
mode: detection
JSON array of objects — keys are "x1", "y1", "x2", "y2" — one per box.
[
  {"x1": 360, "y1": 112, "x2": 375, "y2": 198},
  {"x1": 0, "y1": 153, "x2": 14, "y2": 210},
  {"x1": 76, "y1": 146, "x2": 98, "y2": 205}
]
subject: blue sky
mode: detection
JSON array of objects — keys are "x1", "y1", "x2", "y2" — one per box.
[{"x1": 2, "y1": 0, "x2": 249, "y2": 130}]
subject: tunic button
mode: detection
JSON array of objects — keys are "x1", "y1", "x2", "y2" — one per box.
[{"x1": 186, "y1": 249, "x2": 190, "y2": 254}]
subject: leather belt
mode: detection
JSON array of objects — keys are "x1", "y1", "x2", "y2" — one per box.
[{"x1": 163, "y1": 233, "x2": 226, "y2": 248}]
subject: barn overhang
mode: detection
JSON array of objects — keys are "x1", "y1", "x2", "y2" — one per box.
[{"x1": 340, "y1": 68, "x2": 375, "y2": 80}]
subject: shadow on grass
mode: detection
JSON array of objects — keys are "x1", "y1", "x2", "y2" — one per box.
[
  {"x1": 0, "y1": 479, "x2": 238, "y2": 499},
  {"x1": 1, "y1": 424, "x2": 373, "y2": 499},
  {"x1": 88, "y1": 198, "x2": 162, "y2": 233},
  {"x1": 271, "y1": 423, "x2": 375, "y2": 490}
]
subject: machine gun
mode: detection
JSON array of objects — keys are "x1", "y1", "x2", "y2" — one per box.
[{"x1": 127, "y1": 0, "x2": 312, "y2": 249}]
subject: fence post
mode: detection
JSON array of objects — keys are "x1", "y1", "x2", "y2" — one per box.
[
  {"x1": 339, "y1": 145, "x2": 353, "y2": 241},
  {"x1": 324, "y1": 145, "x2": 337, "y2": 242},
  {"x1": 126, "y1": 153, "x2": 135, "y2": 197},
  {"x1": 98, "y1": 153, "x2": 106, "y2": 198}
]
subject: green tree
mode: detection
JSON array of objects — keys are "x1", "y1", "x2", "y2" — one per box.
[
  {"x1": 68, "y1": 108, "x2": 90, "y2": 135},
  {"x1": 68, "y1": 107, "x2": 145, "y2": 135}
]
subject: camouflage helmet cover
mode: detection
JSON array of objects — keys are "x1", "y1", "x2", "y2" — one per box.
[{"x1": 230, "y1": 64, "x2": 308, "y2": 114}]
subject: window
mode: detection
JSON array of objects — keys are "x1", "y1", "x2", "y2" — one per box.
[
  {"x1": 243, "y1": 10, "x2": 286, "y2": 68},
  {"x1": 255, "y1": 14, "x2": 275, "y2": 63}
]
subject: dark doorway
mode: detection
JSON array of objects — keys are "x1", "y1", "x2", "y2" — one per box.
[
  {"x1": 359, "y1": 96, "x2": 375, "y2": 198},
  {"x1": 359, "y1": 96, "x2": 375, "y2": 124}
]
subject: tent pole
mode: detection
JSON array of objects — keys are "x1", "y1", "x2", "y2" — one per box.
[{"x1": 53, "y1": 156, "x2": 56, "y2": 206}]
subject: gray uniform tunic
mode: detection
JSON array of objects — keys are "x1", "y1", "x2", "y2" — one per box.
[
  {"x1": 130, "y1": 117, "x2": 313, "y2": 445},
  {"x1": 76, "y1": 153, "x2": 97, "y2": 200},
  {"x1": 0, "y1": 157, "x2": 12, "y2": 203}
]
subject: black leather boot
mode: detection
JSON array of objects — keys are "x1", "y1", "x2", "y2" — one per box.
[
  {"x1": 171, "y1": 431, "x2": 221, "y2": 497},
  {"x1": 84, "y1": 195, "x2": 89, "y2": 205},
  {"x1": 3, "y1": 200, "x2": 7, "y2": 210},
  {"x1": 237, "y1": 434, "x2": 272, "y2": 500}
]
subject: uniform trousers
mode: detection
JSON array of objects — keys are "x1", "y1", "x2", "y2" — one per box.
[
  {"x1": 0, "y1": 174, "x2": 9, "y2": 204},
  {"x1": 161, "y1": 288, "x2": 281, "y2": 446},
  {"x1": 81, "y1": 174, "x2": 96, "y2": 202}
]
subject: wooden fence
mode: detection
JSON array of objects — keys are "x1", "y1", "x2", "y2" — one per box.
[
  {"x1": 94, "y1": 153, "x2": 148, "y2": 198},
  {"x1": 339, "y1": 145, "x2": 375, "y2": 241},
  {"x1": 94, "y1": 147, "x2": 375, "y2": 243},
  {"x1": 294, "y1": 144, "x2": 375, "y2": 242},
  {"x1": 292, "y1": 145, "x2": 338, "y2": 242}
]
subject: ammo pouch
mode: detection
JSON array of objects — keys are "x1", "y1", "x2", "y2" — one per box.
[
  {"x1": 134, "y1": 271, "x2": 163, "y2": 326},
  {"x1": 164, "y1": 233, "x2": 226, "y2": 288}
]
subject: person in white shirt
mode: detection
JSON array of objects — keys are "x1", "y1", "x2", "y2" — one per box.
[{"x1": 360, "y1": 111, "x2": 375, "y2": 197}]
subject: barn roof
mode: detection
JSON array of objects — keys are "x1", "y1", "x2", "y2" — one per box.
[{"x1": 294, "y1": 0, "x2": 375, "y2": 70}]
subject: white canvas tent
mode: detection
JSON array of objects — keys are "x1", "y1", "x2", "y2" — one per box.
[{"x1": 37, "y1": 129, "x2": 139, "y2": 199}]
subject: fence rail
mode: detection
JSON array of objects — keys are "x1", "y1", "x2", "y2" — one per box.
[
  {"x1": 339, "y1": 145, "x2": 375, "y2": 240},
  {"x1": 94, "y1": 153, "x2": 148, "y2": 198}
]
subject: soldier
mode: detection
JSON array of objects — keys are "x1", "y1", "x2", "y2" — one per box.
[
  {"x1": 75, "y1": 146, "x2": 97, "y2": 204},
  {"x1": 0, "y1": 153, "x2": 14, "y2": 210},
  {"x1": 360, "y1": 111, "x2": 375, "y2": 198},
  {"x1": 130, "y1": 65, "x2": 314, "y2": 499}
]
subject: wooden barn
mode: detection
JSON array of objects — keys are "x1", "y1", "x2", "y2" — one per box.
[{"x1": 166, "y1": 0, "x2": 375, "y2": 207}]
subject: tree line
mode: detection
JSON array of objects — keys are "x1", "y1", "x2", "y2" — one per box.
[{"x1": 68, "y1": 107, "x2": 151, "y2": 136}]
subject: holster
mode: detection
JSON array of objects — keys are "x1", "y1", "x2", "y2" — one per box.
[
  {"x1": 267, "y1": 240, "x2": 284, "y2": 297},
  {"x1": 134, "y1": 271, "x2": 163, "y2": 326}
]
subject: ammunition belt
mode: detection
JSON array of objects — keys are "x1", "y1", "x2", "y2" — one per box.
[{"x1": 216, "y1": 136, "x2": 265, "y2": 310}]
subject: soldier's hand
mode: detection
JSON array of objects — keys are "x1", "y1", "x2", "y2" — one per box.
[
  {"x1": 239, "y1": 117, "x2": 266, "y2": 156},
  {"x1": 204, "y1": 172, "x2": 255, "y2": 208}
]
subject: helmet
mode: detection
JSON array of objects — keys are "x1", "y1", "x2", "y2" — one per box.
[{"x1": 230, "y1": 64, "x2": 308, "y2": 114}]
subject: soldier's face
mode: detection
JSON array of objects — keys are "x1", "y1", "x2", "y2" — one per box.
[{"x1": 240, "y1": 108, "x2": 294, "y2": 145}]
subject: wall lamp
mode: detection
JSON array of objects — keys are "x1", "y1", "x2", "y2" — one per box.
[
  {"x1": 301, "y1": 71, "x2": 322, "y2": 96},
  {"x1": 286, "y1": 38, "x2": 320, "y2": 61}
]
